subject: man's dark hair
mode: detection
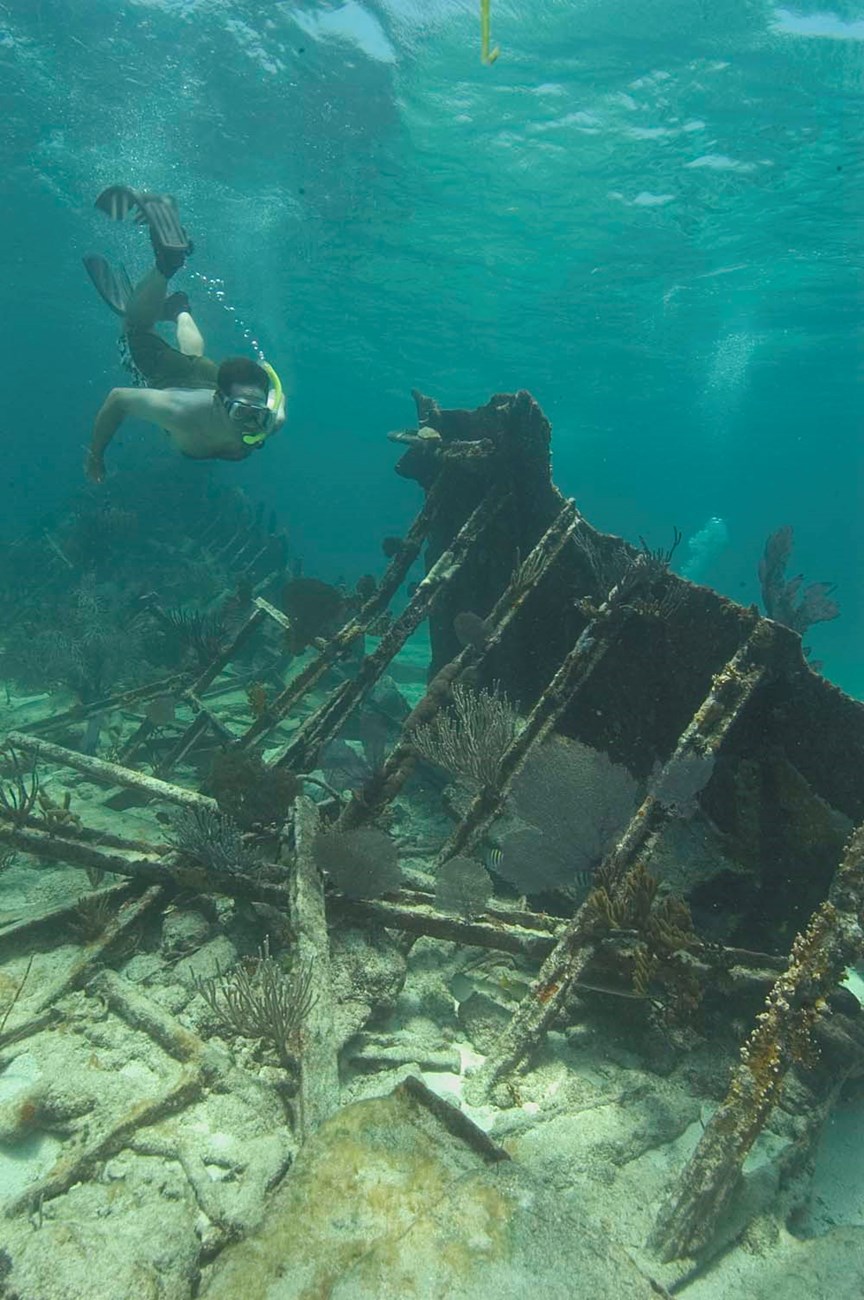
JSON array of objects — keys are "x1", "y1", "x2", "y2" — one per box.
[{"x1": 216, "y1": 357, "x2": 269, "y2": 397}]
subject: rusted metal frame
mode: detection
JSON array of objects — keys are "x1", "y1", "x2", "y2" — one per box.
[
  {"x1": 5, "y1": 732, "x2": 219, "y2": 813},
  {"x1": 98, "y1": 605, "x2": 269, "y2": 765},
  {"x1": 184, "y1": 692, "x2": 235, "y2": 746},
  {"x1": 3, "y1": 1065, "x2": 204, "y2": 1218},
  {"x1": 254, "y1": 595, "x2": 293, "y2": 634},
  {"x1": 236, "y1": 541, "x2": 274, "y2": 580},
  {"x1": 0, "y1": 818, "x2": 291, "y2": 911},
  {"x1": 141, "y1": 604, "x2": 276, "y2": 777},
  {"x1": 464, "y1": 626, "x2": 780, "y2": 1104},
  {"x1": 230, "y1": 529, "x2": 266, "y2": 571},
  {"x1": 153, "y1": 711, "x2": 213, "y2": 781},
  {"x1": 369, "y1": 472, "x2": 447, "y2": 610},
  {"x1": 208, "y1": 514, "x2": 254, "y2": 566},
  {"x1": 0, "y1": 885, "x2": 165, "y2": 1051},
  {"x1": 202, "y1": 667, "x2": 281, "y2": 701},
  {"x1": 330, "y1": 894, "x2": 799, "y2": 1009},
  {"x1": 336, "y1": 498, "x2": 583, "y2": 832},
  {"x1": 269, "y1": 489, "x2": 508, "y2": 773},
  {"x1": 184, "y1": 604, "x2": 268, "y2": 698},
  {"x1": 234, "y1": 474, "x2": 448, "y2": 753},
  {"x1": 290, "y1": 798, "x2": 340, "y2": 1137},
  {"x1": 330, "y1": 894, "x2": 561, "y2": 960},
  {"x1": 0, "y1": 881, "x2": 137, "y2": 956},
  {"x1": 18, "y1": 673, "x2": 188, "y2": 738},
  {"x1": 649, "y1": 814, "x2": 864, "y2": 1262}
]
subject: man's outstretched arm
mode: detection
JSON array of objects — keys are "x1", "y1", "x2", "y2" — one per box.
[{"x1": 87, "y1": 387, "x2": 173, "y2": 482}]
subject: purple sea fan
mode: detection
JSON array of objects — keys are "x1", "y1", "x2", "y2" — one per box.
[
  {"x1": 649, "y1": 751, "x2": 716, "y2": 819},
  {"x1": 496, "y1": 735, "x2": 639, "y2": 893}
]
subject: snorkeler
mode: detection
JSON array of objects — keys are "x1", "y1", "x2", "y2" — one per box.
[{"x1": 83, "y1": 186, "x2": 285, "y2": 484}]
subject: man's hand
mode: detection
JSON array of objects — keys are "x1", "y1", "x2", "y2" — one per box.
[{"x1": 86, "y1": 449, "x2": 106, "y2": 484}]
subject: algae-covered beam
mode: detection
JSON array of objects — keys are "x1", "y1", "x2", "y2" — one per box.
[
  {"x1": 271, "y1": 489, "x2": 507, "y2": 773},
  {"x1": 649, "y1": 816, "x2": 864, "y2": 1263},
  {"x1": 464, "y1": 626, "x2": 780, "y2": 1104}
]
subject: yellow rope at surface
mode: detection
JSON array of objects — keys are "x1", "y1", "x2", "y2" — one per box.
[{"x1": 481, "y1": 0, "x2": 500, "y2": 64}]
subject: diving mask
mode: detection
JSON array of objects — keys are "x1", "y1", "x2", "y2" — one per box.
[{"x1": 220, "y1": 362, "x2": 284, "y2": 447}]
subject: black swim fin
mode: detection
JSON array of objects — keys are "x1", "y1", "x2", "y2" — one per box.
[
  {"x1": 94, "y1": 185, "x2": 192, "y2": 277},
  {"x1": 83, "y1": 254, "x2": 133, "y2": 316}
]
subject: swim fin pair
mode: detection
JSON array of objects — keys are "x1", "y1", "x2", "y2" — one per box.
[
  {"x1": 84, "y1": 184, "x2": 193, "y2": 317},
  {"x1": 95, "y1": 185, "x2": 193, "y2": 276},
  {"x1": 83, "y1": 255, "x2": 189, "y2": 321}
]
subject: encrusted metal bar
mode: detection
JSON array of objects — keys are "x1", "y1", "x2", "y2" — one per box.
[
  {"x1": 0, "y1": 881, "x2": 136, "y2": 956},
  {"x1": 290, "y1": 797, "x2": 340, "y2": 1137},
  {"x1": 5, "y1": 732, "x2": 218, "y2": 812},
  {"x1": 185, "y1": 604, "x2": 268, "y2": 699},
  {"x1": 185, "y1": 692, "x2": 235, "y2": 745},
  {"x1": 336, "y1": 499, "x2": 582, "y2": 832},
  {"x1": 464, "y1": 626, "x2": 780, "y2": 1105},
  {"x1": 115, "y1": 599, "x2": 268, "y2": 774},
  {"x1": 3, "y1": 1066, "x2": 204, "y2": 1217},
  {"x1": 154, "y1": 711, "x2": 213, "y2": 780},
  {"x1": 116, "y1": 717, "x2": 159, "y2": 767},
  {"x1": 270, "y1": 489, "x2": 507, "y2": 773},
  {"x1": 21, "y1": 673, "x2": 187, "y2": 737},
  {"x1": 235, "y1": 476, "x2": 447, "y2": 753},
  {"x1": 330, "y1": 893, "x2": 560, "y2": 960},
  {"x1": 254, "y1": 595, "x2": 293, "y2": 633},
  {"x1": 90, "y1": 968, "x2": 217, "y2": 1066},
  {"x1": 0, "y1": 805, "x2": 161, "y2": 854},
  {"x1": 0, "y1": 886, "x2": 165, "y2": 1048},
  {"x1": 0, "y1": 818, "x2": 292, "y2": 908},
  {"x1": 649, "y1": 815, "x2": 864, "y2": 1262},
  {"x1": 437, "y1": 606, "x2": 629, "y2": 867}
]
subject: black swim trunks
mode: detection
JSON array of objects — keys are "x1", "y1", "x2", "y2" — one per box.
[{"x1": 121, "y1": 328, "x2": 219, "y2": 391}]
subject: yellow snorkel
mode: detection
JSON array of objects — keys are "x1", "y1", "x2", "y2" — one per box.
[{"x1": 241, "y1": 361, "x2": 284, "y2": 447}]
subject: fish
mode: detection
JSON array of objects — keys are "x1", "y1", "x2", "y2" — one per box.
[
  {"x1": 486, "y1": 846, "x2": 594, "y2": 893},
  {"x1": 146, "y1": 694, "x2": 177, "y2": 727}
]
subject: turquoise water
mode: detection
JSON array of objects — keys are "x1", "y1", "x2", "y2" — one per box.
[{"x1": 2, "y1": 0, "x2": 861, "y2": 688}]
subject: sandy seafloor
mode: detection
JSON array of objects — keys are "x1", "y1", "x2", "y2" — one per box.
[{"x1": 0, "y1": 630, "x2": 863, "y2": 1300}]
